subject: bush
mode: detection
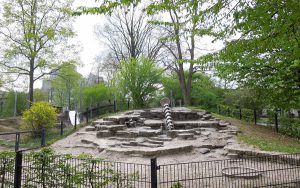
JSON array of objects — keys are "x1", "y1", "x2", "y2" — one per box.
[
  {"x1": 279, "y1": 117, "x2": 300, "y2": 138},
  {"x1": 21, "y1": 101, "x2": 57, "y2": 131}
]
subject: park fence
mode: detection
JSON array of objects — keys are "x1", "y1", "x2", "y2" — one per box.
[
  {"x1": 216, "y1": 105, "x2": 300, "y2": 138},
  {"x1": 0, "y1": 151, "x2": 299, "y2": 188}
]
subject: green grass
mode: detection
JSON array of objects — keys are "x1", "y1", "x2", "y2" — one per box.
[{"x1": 191, "y1": 106, "x2": 300, "y2": 154}]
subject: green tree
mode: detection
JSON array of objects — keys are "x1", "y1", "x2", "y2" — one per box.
[
  {"x1": 162, "y1": 72, "x2": 220, "y2": 108},
  {"x1": 33, "y1": 89, "x2": 48, "y2": 102},
  {"x1": 214, "y1": 0, "x2": 300, "y2": 109},
  {"x1": 51, "y1": 62, "x2": 82, "y2": 109},
  {"x1": 0, "y1": 0, "x2": 76, "y2": 105},
  {"x1": 82, "y1": 83, "x2": 110, "y2": 109},
  {"x1": 114, "y1": 57, "x2": 162, "y2": 108},
  {"x1": 1, "y1": 91, "x2": 27, "y2": 118},
  {"x1": 21, "y1": 101, "x2": 57, "y2": 131},
  {"x1": 76, "y1": 1, "x2": 222, "y2": 106}
]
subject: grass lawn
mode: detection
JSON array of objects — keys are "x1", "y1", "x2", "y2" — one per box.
[{"x1": 191, "y1": 107, "x2": 300, "y2": 154}]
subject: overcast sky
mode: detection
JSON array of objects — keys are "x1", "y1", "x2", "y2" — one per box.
[{"x1": 35, "y1": 0, "x2": 225, "y2": 88}]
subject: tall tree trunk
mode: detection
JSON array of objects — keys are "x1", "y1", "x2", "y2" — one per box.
[{"x1": 29, "y1": 59, "x2": 35, "y2": 107}]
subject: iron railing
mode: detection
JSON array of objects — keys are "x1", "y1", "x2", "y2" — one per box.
[{"x1": 0, "y1": 151, "x2": 299, "y2": 188}]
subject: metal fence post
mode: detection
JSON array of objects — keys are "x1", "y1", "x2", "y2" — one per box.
[
  {"x1": 239, "y1": 108, "x2": 242, "y2": 120},
  {"x1": 60, "y1": 121, "x2": 63, "y2": 136},
  {"x1": 151, "y1": 158, "x2": 158, "y2": 188},
  {"x1": 113, "y1": 100, "x2": 117, "y2": 112},
  {"x1": 127, "y1": 100, "x2": 130, "y2": 110},
  {"x1": 75, "y1": 112, "x2": 77, "y2": 130},
  {"x1": 254, "y1": 109, "x2": 257, "y2": 125},
  {"x1": 275, "y1": 112, "x2": 279, "y2": 133},
  {"x1": 41, "y1": 128, "x2": 46, "y2": 147},
  {"x1": 218, "y1": 105, "x2": 221, "y2": 114},
  {"x1": 86, "y1": 108, "x2": 89, "y2": 124},
  {"x1": 227, "y1": 107, "x2": 230, "y2": 116},
  {"x1": 14, "y1": 150, "x2": 23, "y2": 188},
  {"x1": 15, "y1": 132, "x2": 20, "y2": 152}
]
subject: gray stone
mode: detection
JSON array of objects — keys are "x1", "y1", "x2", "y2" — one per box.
[
  {"x1": 96, "y1": 130, "x2": 113, "y2": 138},
  {"x1": 201, "y1": 131, "x2": 211, "y2": 136},
  {"x1": 167, "y1": 130, "x2": 195, "y2": 138},
  {"x1": 144, "y1": 119, "x2": 164, "y2": 129},
  {"x1": 108, "y1": 137, "x2": 135, "y2": 142},
  {"x1": 139, "y1": 129, "x2": 162, "y2": 137},
  {"x1": 150, "y1": 136, "x2": 172, "y2": 142},
  {"x1": 177, "y1": 133, "x2": 195, "y2": 140},
  {"x1": 85, "y1": 126, "x2": 96, "y2": 132},
  {"x1": 95, "y1": 124, "x2": 126, "y2": 132},
  {"x1": 198, "y1": 148, "x2": 210, "y2": 154},
  {"x1": 146, "y1": 139, "x2": 164, "y2": 145},
  {"x1": 92, "y1": 119, "x2": 114, "y2": 126}
]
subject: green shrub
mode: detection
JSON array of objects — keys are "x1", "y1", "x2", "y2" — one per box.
[
  {"x1": 21, "y1": 101, "x2": 57, "y2": 131},
  {"x1": 279, "y1": 117, "x2": 300, "y2": 138}
]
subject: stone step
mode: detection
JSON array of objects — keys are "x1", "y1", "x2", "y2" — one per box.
[
  {"x1": 92, "y1": 119, "x2": 115, "y2": 126},
  {"x1": 145, "y1": 139, "x2": 164, "y2": 145},
  {"x1": 150, "y1": 136, "x2": 172, "y2": 142},
  {"x1": 167, "y1": 130, "x2": 196, "y2": 138},
  {"x1": 143, "y1": 119, "x2": 164, "y2": 129},
  {"x1": 141, "y1": 108, "x2": 200, "y2": 120},
  {"x1": 85, "y1": 126, "x2": 96, "y2": 132},
  {"x1": 173, "y1": 121, "x2": 219, "y2": 129},
  {"x1": 177, "y1": 133, "x2": 195, "y2": 140},
  {"x1": 122, "y1": 141, "x2": 163, "y2": 148},
  {"x1": 138, "y1": 129, "x2": 163, "y2": 137},
  {"x1": 96, "y1": 130, "x2": 113, "y2": 138},
  {"x1": 114, "y1": 130, "x2": 139, "y2": 138},
  {"x1": 103, "y1": 115, "x2": 140, "y2": 124},
  {"x1": 95, "y1": 124, "x2": 126, "y2": 131},
  {"x1": 108, "y1": 137, "x2": 135, "y2": 142},
  {"x1": 106, "y1": 144, "x2": 193, "y2": 156}
]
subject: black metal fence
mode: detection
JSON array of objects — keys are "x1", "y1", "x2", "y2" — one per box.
[
  {"x1": 1, "y1": 151, "x2": 299, "y2": 188},
  {"x1": 83, "y1": 100, "x2": 131, "y2": 124},
  {"x1": 217, "y1": 105, "x2": 300, "y2": 137}
]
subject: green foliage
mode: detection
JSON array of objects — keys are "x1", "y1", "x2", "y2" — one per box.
[
  {"x1": 214, "y1": 0, "x2": 300, "y2": 109},
  {"x1": 171, "y1": 182, "x2": 184, "y2": 188},
  {"x1": 51, "y1": 62, "x2": 82, "y2": 109},
  {"x1": 17, "y1": 148, "x2": 140, "y2": 187},
  {"x1": 114, "y1": 57, "x2": 163, "y2": 108},
  {"x1": 21, "y1": 101, "x2": 57, "y2": 131},
  {"x1": 34, "y1": 89, "x2": 48, "y2": 102},
  {"x1": 162, "y1": 72, "x2": 220, "y2": 108},
  {"x1": 0, "y1": 91, "x2": 27, "y2": 118},
  {"x1": 83, "y1": 83, "x2": 110, "y2": 109},
  {"x1": 222, "y1": 88, "x2": 267, "y2": 110},
  {"x1": 0, "y1": 151, "x2": 15, "y2": 186},
  {"x1": 0, "y1": 0, "x2": 76, "y2": 103},
  {"x1": 279, "y1": 117, "x2": 300, "y2": 138}
]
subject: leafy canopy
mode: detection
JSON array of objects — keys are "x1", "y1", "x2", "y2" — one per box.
[{"x1": 114, "y1": 57, "x2": 163, "y2": 108}]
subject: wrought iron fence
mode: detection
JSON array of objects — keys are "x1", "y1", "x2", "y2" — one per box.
[{"x1": 0, "y1": 151, "x2": 299, "y2": 188}]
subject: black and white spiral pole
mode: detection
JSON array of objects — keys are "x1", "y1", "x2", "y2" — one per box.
[{"x1": 160, "y1": 98, "x2": 174, "y2": 130}]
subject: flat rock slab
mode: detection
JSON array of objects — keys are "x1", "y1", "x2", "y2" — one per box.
[
  {"x1": 103, "y1": 115, "x2": 140, "y2": 124},
  {"x1": 144, "y1": 119, "x2": 164, "y2": 128},
  {"x1": 106, "y1": 144, "x2": 193, "y2": 156},
  {"x1": 108, "y1": 137, "x2": 135, "y2": 142},
  {"x1": 173, "y1": 121, "x2": 219, "y2": 129},
  {"x1": 95, "y1": 124, "x2": 126, "y2": 131},
  {"x1": 150, "y1": 136, "x2": 172, "y2": 142},
  {"x1": 92, "y1": 119, "x2": 115, "y2": 126},
  {"x1": 85, "y1": 126, "x2": 96, "y2": 132},
  {"x1": 167, "y1": 130, "x2": 195, "y2": 137},
  {"x1": 177, "y1": 133, "x2": 195, "y2": 140}
]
